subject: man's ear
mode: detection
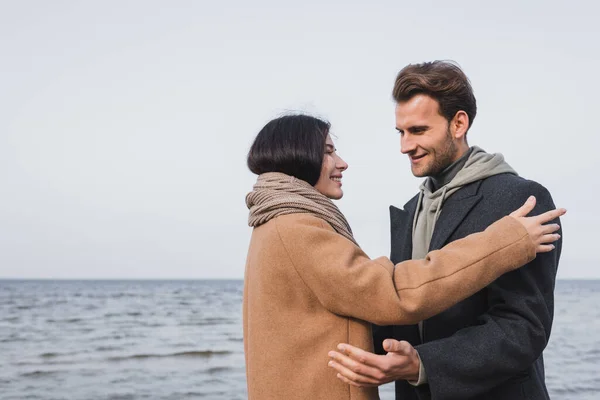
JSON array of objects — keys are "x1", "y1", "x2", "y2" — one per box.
[{"x1": 451, "y1": 111, "x2": 469, "y2": 140}]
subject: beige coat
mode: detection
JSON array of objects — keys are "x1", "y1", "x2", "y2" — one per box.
[{"x1": 243, "y1": 214, "x2": 534, "y2": 400}]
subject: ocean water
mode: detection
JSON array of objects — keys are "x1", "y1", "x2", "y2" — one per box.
[{"x1": 1, "y1": 279, "x2": 599, "y2": 400}]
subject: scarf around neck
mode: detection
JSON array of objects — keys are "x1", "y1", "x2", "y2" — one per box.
[{"x1": 245, "y1": 172, "x2": 357, "y2": 245}]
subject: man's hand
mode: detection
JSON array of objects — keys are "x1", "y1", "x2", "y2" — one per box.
[{"x1": 327, "y1": 339, "x2": 420, "y2": 388}]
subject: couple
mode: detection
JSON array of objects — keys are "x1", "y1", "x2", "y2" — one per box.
[{"x1": 243, "y1": 61, "x2": 564, "y2": 400}]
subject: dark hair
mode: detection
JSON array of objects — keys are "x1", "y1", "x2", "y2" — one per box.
[
  {"x1": 393, "y1": 60, "x2": 477, "y2": 132},
  {"x1": 247, "y1": 114, "x2": 330, "y2": 185}
]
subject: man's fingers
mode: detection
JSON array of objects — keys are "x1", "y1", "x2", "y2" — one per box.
[
  {"x1": 328, "y1": 351, "x2": 385, "y2": 381},
  {"x1": 535, "y1": 208, "x2": 566, "y2": 224},
  {"x1": 335, "y1": 372, "x2": 377, "y2": 388},
  {"x1": 335, "y1": 372, "x2": 363, "y2": 388},
  {"x1": 510, "y1": 196, "x2": 536, "y2": 218},
  {"x1": 328, "y1": 360, "x2": 380, "y2": 386},
  {"x1": 382, "y1": 339, "x2": 401, "y2": 352},
  {"x1": 382, "y1": 339, "x2": 411, "y2": 354},
  {"x1": 337, "y1": 343, "x2": 379, "y2": 367}
]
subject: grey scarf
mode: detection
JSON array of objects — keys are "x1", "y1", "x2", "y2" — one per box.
[{"x1": 412, "y1": 146, "x2": 518, "y2": 259}]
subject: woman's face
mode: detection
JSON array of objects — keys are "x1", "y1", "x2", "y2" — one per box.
[{"x1": 314, "y1": 135, "x2": 348, "y2": 200}]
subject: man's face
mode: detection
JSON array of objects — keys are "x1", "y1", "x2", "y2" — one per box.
[{"x1": 395, "y1": 94, "x2": 461, "y2": 177}]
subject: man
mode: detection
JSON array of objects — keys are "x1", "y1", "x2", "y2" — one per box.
[{"x1": 327, "y1": 61, "x2": 562, "y2": 399}]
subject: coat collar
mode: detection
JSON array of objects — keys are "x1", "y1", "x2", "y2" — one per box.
[
  {"x1": 429, "y1": 180, "x2": 483, "y2": 250},
  {"x1": 389, "y1": 194, "x2": 419, "y2": 263},
  {"x1": 390, "y1": 180, "x2": 484, "y2": 259}
]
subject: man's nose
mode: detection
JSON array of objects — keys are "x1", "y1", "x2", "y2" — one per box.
[{"x1": 400, "y1": 135, "x2": 416, "y2": 154}]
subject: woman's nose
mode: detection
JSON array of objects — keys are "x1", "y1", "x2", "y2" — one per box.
[{"x1": 337, "y1": 156, "x2": 348, "y2": 171}]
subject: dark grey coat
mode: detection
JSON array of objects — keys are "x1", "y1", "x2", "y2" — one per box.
[{"x1": 374, "y1": 173, "x2": 562, "y2": 400}]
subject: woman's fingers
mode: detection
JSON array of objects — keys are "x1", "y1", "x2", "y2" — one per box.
[
  {"x1": 536, "y1": 244, "x2": 556, "y2": 253},
  {"x1": 535, "y1": 208, "x2": 567, "y2": 224},
  {"x1": 507, "y1": 197, "x2": 565, "y2": 254},
  {"x1": 539, "y1": 233, "x2": 560, "y2": 244},
  {"x1": 510, "y1": 196, "x2": 536, "y2": 218},
  {"x1": 541, "y1": 223, "x2": 561, "y2": 235},
  {"x1": 509, "y1": 196, "x2": 566, "y2": 223}
]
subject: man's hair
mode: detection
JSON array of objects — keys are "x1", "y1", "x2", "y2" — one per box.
[
  {"x1": 247, "y1": 114, "x2": 330, "y2": 186},
  {"x1": 393, "y1": 60, "x2": 477, "y2": 131}
]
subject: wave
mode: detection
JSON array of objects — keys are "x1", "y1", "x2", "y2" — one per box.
[
  {"x1": 0, "y1": 335, "x2": 26, "y2": 343},
  {"x1": 15, "y1": 350, "x2": 232, "y2": 367},
  {"x1": 179, "y1": 318, "x2": 234, "y2": 326},
  {"x1": 95, "y1": 346, "x2": 122, "y2": 352},
  {"x1": 46, "y1": 318, "x2": 83, "y2": 324},
  {"x1": 206, "y1": 367, "x2": 232, "y2": 374},
  {"x1": 126, "y1": 312, "x2": 142, "y2": 317},
  {"x1": 107, "y1": 350, "x2": 231, "y2": 361},
  {"x1": 110, "y1": 293, "x2": 140, "y2": 299},
  {"x1": 15, "y1": 360, "x2": 74, "y2": 367},
  {"x1": 40, "y1": 352, "x2": 62, "y2": 358},
  {"x1": 20, "y1": 370, "x2": 61, "y2": 377}
]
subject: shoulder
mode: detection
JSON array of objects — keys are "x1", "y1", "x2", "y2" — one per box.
[
  {"x1": 270, "y1": 214, "x2": 361, "y2": 261},
  {"x1": 251, "y1": 214, "x2": 333, "y2": 251},
  {"x1": 272, "y1": 214, "x2": 335, "y2": 241},
  {"x1": 480, "y1": 174, "x2": 552, "y2": 198},
  {"x1": 273, "y1": 213, "x2": 331, "y2": 230},
  {"x1": 478, "y1": 173, "x2": 555, "y2": 211}
]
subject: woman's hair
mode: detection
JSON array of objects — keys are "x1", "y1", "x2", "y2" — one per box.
[
  {"x1": 393, "y1": 60, "x2": 477, "y2": 132},
  {"x1": 247, "y1": 114, "x2": 330, "y2": 186}
]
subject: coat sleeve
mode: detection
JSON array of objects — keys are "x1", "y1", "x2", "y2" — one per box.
[
  {"x1": 415, "y1": 182, "x2": 561, "y2": 400},
  {"x1": 274, "y1": 213, "x2": 536, "y2": 326}
]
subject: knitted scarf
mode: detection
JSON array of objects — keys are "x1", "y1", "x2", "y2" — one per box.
[{"x1": 246, "y1": 172, "x2": 357, "y2": 245}]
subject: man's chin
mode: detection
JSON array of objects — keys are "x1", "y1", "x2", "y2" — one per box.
[{"x1": 410, "y1": 166, "x2": 428, "y2": 178}]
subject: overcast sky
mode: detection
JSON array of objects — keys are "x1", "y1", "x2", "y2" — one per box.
[{"x1": 1, "y1": 1, "x2": 598, "y2": 279}]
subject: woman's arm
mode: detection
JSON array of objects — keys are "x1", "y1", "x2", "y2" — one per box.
[{"x1": 274, "y1": 211, "x2": 545, "y2": 325}]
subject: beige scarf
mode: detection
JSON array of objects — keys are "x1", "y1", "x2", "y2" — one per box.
[{"x1": 246, "y1": 172, "x2": 357, "y2": 245}]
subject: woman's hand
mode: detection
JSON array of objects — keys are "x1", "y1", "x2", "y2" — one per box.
[{"x1": 509, "y1": 196, "x2": 566, "y2": 253}]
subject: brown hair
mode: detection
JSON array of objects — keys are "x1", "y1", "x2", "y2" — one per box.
[{"x1": 393, "y1": 60, "x2": 477, "y2": 132}]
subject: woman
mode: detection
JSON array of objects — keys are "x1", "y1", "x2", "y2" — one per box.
[{"x1": 243, "y1": 114, "x2": 564, "y2": 400}]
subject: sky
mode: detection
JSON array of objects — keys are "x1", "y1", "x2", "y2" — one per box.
[{"x1": 1, "y1": 0, "x2": 598, "y2": 279}]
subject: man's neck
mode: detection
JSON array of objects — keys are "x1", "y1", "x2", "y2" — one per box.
[{"x1": 429, "y1": 147, "x2": 473, "y2": 192}]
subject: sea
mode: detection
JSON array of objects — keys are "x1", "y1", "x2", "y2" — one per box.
[{"x1": 1, "y1": 279, "x2": 599, "y2": 400}]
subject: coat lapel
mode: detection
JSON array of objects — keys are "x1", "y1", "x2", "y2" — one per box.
[
  {"x1": 429, "y1": 180, "x2": 483, "y2": 250},
  {"x1": 389, "y1": 195, "x2": 419, "y2": 264},
  {"x1": 389, "y1": 195, "x2": 422, "y2": 346}
]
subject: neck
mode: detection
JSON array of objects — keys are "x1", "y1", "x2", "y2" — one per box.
[
  {"x1": 429, "y1": 146, "x2": 473, "y2": 192},
  {"x1": 450, "y1": 142, "x2": 470, "y2": 163}
]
